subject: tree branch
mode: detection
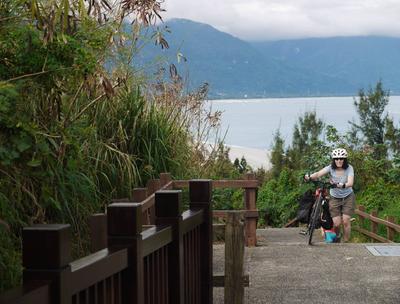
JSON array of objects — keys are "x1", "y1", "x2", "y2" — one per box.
[{"x1": 5, "y1": 67, "x2": 72, "y2": 82}]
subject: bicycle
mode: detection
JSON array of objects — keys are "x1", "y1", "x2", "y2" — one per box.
[{"x1": 301, "y1": 179, "x2": 335, "y2": 245}]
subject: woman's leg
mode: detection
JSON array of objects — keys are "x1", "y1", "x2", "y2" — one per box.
[
  {"x1": 342, "y1": 193, "x2": 356, "y2": 242},
  {"x1": 332, "y1": 216, "x2": 342, "y2": 236},
  {"x1": 329, "y1": 197, "x2": 342, "y2": 237},
  {"x1": 342, "y1": 215, "x2": 352, "y2": 242}
]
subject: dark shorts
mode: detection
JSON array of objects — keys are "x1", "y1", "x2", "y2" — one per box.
[{"x1": 329, "y1": 192, "x2": 355, "y2": 217}]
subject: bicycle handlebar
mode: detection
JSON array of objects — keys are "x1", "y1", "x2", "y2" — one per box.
[{"x1": 303, "y1": 176, "x2": 336, "y2": 189}]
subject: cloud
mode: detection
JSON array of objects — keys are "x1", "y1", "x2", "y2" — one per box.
[{"x1": 162, "y1": 0, "x2": 400, "y2": 40}]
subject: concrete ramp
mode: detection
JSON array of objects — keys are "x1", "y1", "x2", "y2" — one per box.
[{"x1": 214, "y1": 228, "x2": 400, "y2": 304}]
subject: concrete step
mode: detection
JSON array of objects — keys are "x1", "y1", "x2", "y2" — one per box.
[{"x1": 256, "y1": 227, "x2": 324, "y2": 245}]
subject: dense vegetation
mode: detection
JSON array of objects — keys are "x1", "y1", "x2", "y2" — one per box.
[
  {"x1": 0, "y1": 0, "x2": 243, "y2": 291},
  {"x1": 257, "y1": 81, "x2": 400, "y2": 240}
]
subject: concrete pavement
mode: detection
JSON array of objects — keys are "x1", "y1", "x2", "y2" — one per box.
[{"x1": 213, "y1": 228, "x2": 400, "y2": 304}]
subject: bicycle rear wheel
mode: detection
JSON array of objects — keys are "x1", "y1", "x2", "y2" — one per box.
[{"x1": 308, "y1": 196, "x2": 322, "y2": 245}]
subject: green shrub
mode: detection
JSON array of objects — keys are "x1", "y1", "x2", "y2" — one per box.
[{"x1": 257, "y1": 169, "x2": 312, "y2": 227}]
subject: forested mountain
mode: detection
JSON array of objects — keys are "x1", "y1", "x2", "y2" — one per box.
[
  {"x1": 136, "y1": 18, "x2": 400, "y2": 98},
  {"x1": 251, "y1": 37, "x2": 400, "y2": 95}
]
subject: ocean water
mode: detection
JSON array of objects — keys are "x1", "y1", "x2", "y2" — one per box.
[{"x1": 209, "y1": 96, "x2": 400, "y2": 150}]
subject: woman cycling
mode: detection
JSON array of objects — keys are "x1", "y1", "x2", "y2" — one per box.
[{"x1": 304, "y1": 148, "x2": 355, "y2": 242}]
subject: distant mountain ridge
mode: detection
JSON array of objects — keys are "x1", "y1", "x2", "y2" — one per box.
[{"x1": 136, "y1": 18, "x2": 400, "y2": 98}]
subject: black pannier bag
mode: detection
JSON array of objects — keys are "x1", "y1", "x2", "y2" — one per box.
[
  {"x1": 320, "y1": 200, "x2": 333, "y2": 230},
  {"x1": 296, "y1": 190, "x2": 314, "y2": 223}
]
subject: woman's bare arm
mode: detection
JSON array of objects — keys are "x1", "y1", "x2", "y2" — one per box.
[
  {"x1": 305, "y1": 167, "x2": 329, "y2": 181},
  {"x1": 345, "y1": 175, "x2": 354, "y2": 187}
]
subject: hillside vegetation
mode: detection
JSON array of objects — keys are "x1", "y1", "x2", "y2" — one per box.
[{"x1": 0, "y1": 0, "x2": 242, "y2": 291}]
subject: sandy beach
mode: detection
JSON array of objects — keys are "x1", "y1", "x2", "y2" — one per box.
[{"x1": 227, "y1": 145, "x2": 271, "y2": 169}]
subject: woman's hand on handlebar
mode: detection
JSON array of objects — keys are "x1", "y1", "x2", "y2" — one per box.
[
  {"x1": 307, "y1": 178, "x2": 334, "y2": 189},
  {"x1": 328, "y1": 180, "x2": 344, "y2": 188}
]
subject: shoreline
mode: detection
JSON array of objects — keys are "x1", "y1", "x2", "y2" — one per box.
[
  {"x1": 209, "y1": 93, "x2": 400, "y2": 100},
  {"x1": 226, "y1": 145, "x2": 271, "y2": 170},
  {"x1": 209, "y1": 94, "x2": 358, "y2": 101}
]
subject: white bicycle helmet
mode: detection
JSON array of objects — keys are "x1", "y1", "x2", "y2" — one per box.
[{"x1": 331, "y1": 148, "x2": 348, "y2": 159}]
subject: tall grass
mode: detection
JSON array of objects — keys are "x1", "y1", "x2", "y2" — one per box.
[
  {"x1": 0, "y1": 0, "x2": 233, "y2": 291},
  {"x1": 0, "y1": 80, "x2": 206, "y2": 290}
]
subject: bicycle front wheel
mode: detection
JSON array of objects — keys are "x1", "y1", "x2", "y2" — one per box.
[{"x1": 308, "y1": 196, "x2": 322, "y2": 245}]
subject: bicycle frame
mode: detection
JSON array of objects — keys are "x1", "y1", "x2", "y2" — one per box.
[
  {"x1": 305, "y1": 180, "x2": 332, "y2": 245},
  {"x1": 314, "y1": 188, "x2": 328, "y2": 199}
]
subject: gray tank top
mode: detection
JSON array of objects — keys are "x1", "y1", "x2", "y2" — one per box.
[{"x1": 323, "y1": 164, "x2": 354, "y2": 198}]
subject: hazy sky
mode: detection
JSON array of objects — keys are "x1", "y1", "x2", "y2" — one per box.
[{"x1": 162, "y1": 0, "x2": 400, "y2": 41}]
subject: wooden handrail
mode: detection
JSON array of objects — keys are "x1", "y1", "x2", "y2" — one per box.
[
  {"x1": 283, "y1": 205, "x2": 400, "y2": 243},
  {"x1": 182, "y1": 209, "x2": 204, "y2": 234},
  {"x1": 355, "y1": 208, "x2": 400, "y2": 232},
  {"x1": 355, "y1": 205, "x2": 400, "y2": 242},
  {"x1": 140, "y1": 180, "x2": 173, "y2": 211},
  {"x1": 134, "y1": 173, "x2": 259, "y2": 247},
  {"x1": 142, "y1": 226, "x2": 173, "y2": 257},
  {"x1": 2, "y1": 179, "x2": 214, "y2": 304},
  {"x1": 90, "y1": 171, "x2": 260, "y2": 250},
  {"x1": 69, "y1": 248, "x2": 128, "y2": 294},
  {"x1": 353, "y1": 227, "x2": 394, "y2": 243}
]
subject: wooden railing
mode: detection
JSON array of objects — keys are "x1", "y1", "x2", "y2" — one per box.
[
  {"x1": 0, "y1": 180, "x2": 213, "y2": 304},
  {"x1": 354, "y1": 205, "x2": 400, "y2": 243},
  {"x1": 285, "y1": 205, "x2": 400, "y2": 243},
  {"x1": 223, "y1": 211, "x2": 245, "y2": 304},
  {"x1": 174, "y1": 173, "x2": 259, "y2": 246},
  {"x1": 89, "y1": 172, "x2": 258, "y2": 249}
]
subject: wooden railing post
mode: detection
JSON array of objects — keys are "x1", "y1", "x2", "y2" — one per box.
[
  {"x1": 147, "y1": 179, "x2": 161, "y2": 195},
  {"x1": 155, "y1": 190, "x2": 184, "y2": 304},
  {"x1": 107, "y1": 202, "x2": 144, "y2": 304},
  {"x1": 386, "y1": 216, "x2": 395, "y2": 241},
  {"x1": 371, "y1": 210, "x2": 378, "y2": 234},
  {"x1": 224, "y1": 212, "x2": 245, "y2": 304},
  {"x1": 160, "y1": 173, "x2": 172, "y2": 186},
  {"x1": 89, "y1": 213, "x2": 107, "y2": 252},
  {"x1": 189, "y1": 179, "x2": 213, "y2": 304},
  {"x1": 22, "y1": 224, "x2": 72, "y2": 304},
  {"x1": 133, "y1": 188, "x2": 150, "y2": 224},
  {"x1": 147, "y1": 179, "x2": 161, "y2": 225},
  {"x1": 357, "y1": 205, "x2": 365, "y2": 227},
  {"x1": 132, "y1": 188, "x2": 148, "y2": 202},
  {"x1": 243, "y1": 173, "x2": 258, "y2": 246}
]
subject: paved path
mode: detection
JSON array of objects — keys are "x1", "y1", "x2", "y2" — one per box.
[{"x1": 213, "y1": 228, "x2": 400, "y2": 304}]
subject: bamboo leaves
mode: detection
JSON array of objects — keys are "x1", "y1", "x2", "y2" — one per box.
[{"x1": 121, "y1": 0, "x2": 164, "y2": 25}]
